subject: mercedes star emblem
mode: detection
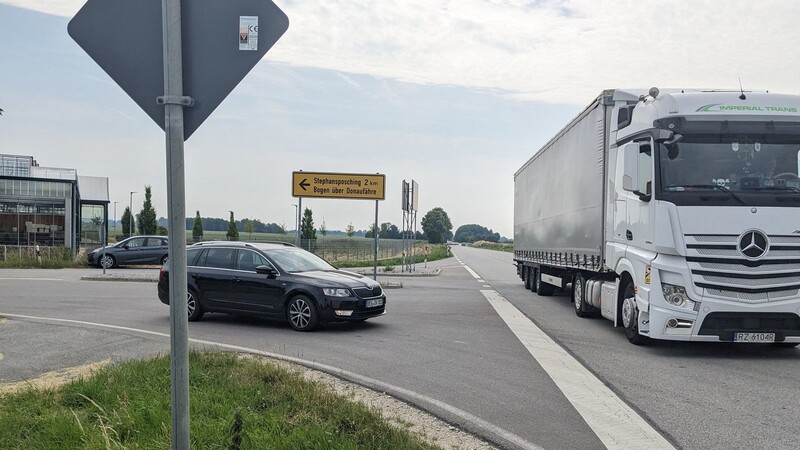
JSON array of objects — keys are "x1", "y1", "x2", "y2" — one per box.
[{"x1": 738, "y1": 230, "x2": 769, "y2": 260}]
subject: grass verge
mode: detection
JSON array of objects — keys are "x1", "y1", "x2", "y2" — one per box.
[
  {"x1": 0, "y1": 352, "x2": 439, "y2": 450},
  {"x1": 338, "y1": 244, "x2": 451, "y2": 268},
  {"x1": 0, "y1": 247, "x2": 86, "y2": 269},
  {"x1": 470, "y1": 241, "x2": 513, "y2": 253}
]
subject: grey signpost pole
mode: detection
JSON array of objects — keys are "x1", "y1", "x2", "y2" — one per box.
[
  {"x1": 373, "y1": 200, "x2": 378, "y2": 280},
  {"x1": 161, "y1": 0, "x2": 191, "y2": 448}
]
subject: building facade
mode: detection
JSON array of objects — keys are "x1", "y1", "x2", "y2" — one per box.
[{"x1": 0, "y1": 154, "x2": 109, "y2": 249}]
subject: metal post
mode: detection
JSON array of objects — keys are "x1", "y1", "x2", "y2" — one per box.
[
  {"x1": 101, "y1": 223, "x2": 106, "y2": 275},
  {"x1": 129, "y1": 191, "x2": 137, "y2": 237},
  {"x1": 373, "y1": 199, "x2": 378, "y2": 280},
  {"x1": 296, "y1": 198, "x2": 302, "y2": 247},
  {"x1": 162, "y1": 0, "x2": 190, "y2": 448},
  {"x1": 113, "y1": 201, "x2": 118, "y2": 238}
]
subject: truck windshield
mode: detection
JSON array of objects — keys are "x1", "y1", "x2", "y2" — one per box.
[{"x1": 657, "y1": 133, "x2": 800, "y2": 206}]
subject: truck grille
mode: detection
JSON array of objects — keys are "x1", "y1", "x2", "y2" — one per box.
[{"x1": 685, "y1": 234, "x2": 800, "y2": 303}]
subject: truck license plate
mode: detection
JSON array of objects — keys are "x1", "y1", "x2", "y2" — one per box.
[
  {"x1": 365, "y1": 298, "x2": 383, "y2": 308},
  {"x1": 733, "y1": 332, "x2": 775, "y2": 343}
]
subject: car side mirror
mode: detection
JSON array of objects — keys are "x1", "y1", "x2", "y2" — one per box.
[
  {"x1": 255, "y1": 265, "x2": 278, "y2": 276},
  {"x1": 622, "y1": 144, "x2": 639, "y2": 193}
]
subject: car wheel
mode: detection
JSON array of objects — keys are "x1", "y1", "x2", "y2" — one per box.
[
  {"x1": 286, "y1": 295, "x2": 320, "y2": 331},
  {"x1": 573, "y1": 273, "x2": 597, "y2": 318},
  {"x1": 620, "y1": 279, "x2": 649, "y2": 345},
  {"x1": 160, "y1": 255, "x2": 169, "y2": 266},
  {"x1": 187, "y1": 288, "x2": 204, "y2": 322},
  {"x1": 99, "y1": 254, "x2": 116, "y2": 269},
  {"x1": 536, "y1": 270, "x2": 555, "y2": 296}
]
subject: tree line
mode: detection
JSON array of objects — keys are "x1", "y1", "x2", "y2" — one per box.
[{"x1": 119, "y1": 187, "x2": 493, "y2": 246}]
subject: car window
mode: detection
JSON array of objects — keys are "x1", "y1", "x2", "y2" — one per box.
[
  {"x1": 125, "y1": 238, "x2": 145, "y2": 248},
  {"x1": 267, "y1": 248, "x2": 334, "y2": 273},
  {"x1": 201, "y1": 248, "x2": 235, "y2": 269},
  {"x1": 236, "y1": 250, "x2": 273, "y2": 272},
  {"x1": 145, "y1": 238, "x2": 164, "y2": 247},
  {"x1": 187, "y1": 248, "x2": 202, "y2": 266}
]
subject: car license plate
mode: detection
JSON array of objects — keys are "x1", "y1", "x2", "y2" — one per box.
[
  {"x1": 365, "y1": 298, "x2": 384, "y2": 308},
  {"x1": 733, "y1": 332, "x2": 775, "y2": 343}
]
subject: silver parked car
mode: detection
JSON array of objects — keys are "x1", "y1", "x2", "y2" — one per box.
[{"x1": 88, "y1": 235, "x2": 169, "y2": 269}]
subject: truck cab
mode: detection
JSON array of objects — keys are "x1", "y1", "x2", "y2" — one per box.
[{"x1": 609, "y1": 88, "x2": 800, "y2": 344}]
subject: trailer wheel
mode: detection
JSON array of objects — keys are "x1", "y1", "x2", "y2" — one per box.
[
  {"x1": 572, "y1": 273, "x2": 597, "y2": 318},
  {"x1": 536, "y1": 269, "x2": 555, "y2": 296},
  {"x1": 524, "y1": 266, "x2": 533, "y2": 290},
  {"x1": 529, "y1": 268, "x2": 538, "y2": 293},
  {"x1": 621, "y1": 279, "x2": 650, "y2": 345}
]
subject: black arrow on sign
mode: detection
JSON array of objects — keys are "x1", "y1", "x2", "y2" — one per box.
[{"x1": 298, "y1": 178, "x2": 310, "y2": 191}]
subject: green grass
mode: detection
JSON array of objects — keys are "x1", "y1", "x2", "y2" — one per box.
[
  {"x1": 470, "y1": 242, "x2": 513, "y2": 253},
  {"x1": 0, "y1": 352, "x2": 440, "y2": 450},
  {"x1": 337, "y1": 244, "x2": 451, "y2": 268},
  {"x1": 0, "y1": 247, "x2": 85, "y2": 269}
]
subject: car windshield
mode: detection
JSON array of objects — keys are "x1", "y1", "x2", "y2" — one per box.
[
  {"x1": 659, "y1": 133, "x2": 800, "y2": 194},
  {"x1": 267, "y1": 248, "x2": 335, "y2": 273}
]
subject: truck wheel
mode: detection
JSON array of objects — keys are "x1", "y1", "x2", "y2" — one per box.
[
  {"x1": 572, "y1": 273, "x2": 597, "y2": 318},
  {"x1": 536, "y1": 270, "x2": 555, "y2": 296},
  {"x1": 621, "y1": 280, "x2": 650, "y2": 345},
  {"x1": 529, "y1": 268, "x2": 538, "y2": 293},
  {"x1": 524, "y1": 266, "x2": 533, "y2": 290}
]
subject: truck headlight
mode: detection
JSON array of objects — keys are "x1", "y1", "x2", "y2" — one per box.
[
  {"x1": 661, "y1": 283, "x2": 697, "y2": 311},
  {"x1": 323, "y1": 288, "x2": 351, "y2": 297}
]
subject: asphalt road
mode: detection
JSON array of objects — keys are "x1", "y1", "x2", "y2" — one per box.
[{"x1": 1, "y1": 248, "x2": 798, "y2": 449}]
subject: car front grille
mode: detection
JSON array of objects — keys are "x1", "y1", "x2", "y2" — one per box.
[
  {"x1": 352, "y1": 286, "x2": 383, "y2": 298},
  {"x1": 684, "y1": 234, "x2": 800, "y2": 303}
]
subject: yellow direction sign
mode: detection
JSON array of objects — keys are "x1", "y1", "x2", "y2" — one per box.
[{"x1": 292, "y1": 171, "x2": 386, "y2": 200}]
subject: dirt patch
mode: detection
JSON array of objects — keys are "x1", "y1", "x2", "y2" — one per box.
[
  {"x1": 238, "y1": 354, "x2": 496, "y2": 450},
  {"x1": 0, "y1": 359, "x2": 111, "y2": 396}
]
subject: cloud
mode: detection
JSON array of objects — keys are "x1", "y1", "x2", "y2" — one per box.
[{"x1": 8, "y1": 0, "x2": 799, "y2": 105}]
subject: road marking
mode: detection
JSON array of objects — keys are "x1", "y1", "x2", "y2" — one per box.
[
  {"x1": 482, "y1": 285, "x2": 491, "y2": 288},
  {"x1": 0, "y1": 313, "x2": 544, "y2": 450},
  {"x1": 479, "y1": 289, "x2": 674, "y2": 450},
  {"x1": 464, "y1": 266, "x2": 481, "y2": 279}
]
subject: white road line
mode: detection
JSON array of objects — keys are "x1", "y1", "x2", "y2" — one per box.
[
  {"x1": 479, "y1": 289, "x2": 674, "y2": 450},
  {"x1": 464, "y1": 266, "x2": 481, "y2": 279},
  {"x1": 482, "y1": 285, "x2": 491, "y2": 288},
  {"x1": 477, "y1": 279, "x2": 485, "y2": 283},
  {"x1": 0, "y1": 312, "x2": 544, "y2": 450}
]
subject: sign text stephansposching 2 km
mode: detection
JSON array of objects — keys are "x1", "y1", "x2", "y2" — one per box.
[{"x1": 292, "y1": 171, "x2": 385, "y2": 200}]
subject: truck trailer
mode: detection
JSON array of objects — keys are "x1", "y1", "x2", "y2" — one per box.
[{"x1": 514, "y1": 88, "x2": 800, "y2": 345}]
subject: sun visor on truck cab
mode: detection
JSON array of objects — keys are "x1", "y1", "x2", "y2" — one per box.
[{"x1": 654, "y1": 117, "x2": 800, "y2": 136}]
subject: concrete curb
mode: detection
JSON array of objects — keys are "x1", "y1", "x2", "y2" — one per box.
[{"x1": 81, "y1": 275, "x2": 158, "y2": 283}]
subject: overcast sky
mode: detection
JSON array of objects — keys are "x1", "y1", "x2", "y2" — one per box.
[{"x1": 2, "y1": 1, "x2": 799, "y2": 236}]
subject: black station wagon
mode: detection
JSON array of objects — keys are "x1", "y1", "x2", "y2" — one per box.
[{"x1": 157, "y1": 241, "x2": 386, "y2": 331}]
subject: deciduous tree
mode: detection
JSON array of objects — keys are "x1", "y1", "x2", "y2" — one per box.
[{"x1": 421, "y1": 207, "x2": 453, "y2": 244}]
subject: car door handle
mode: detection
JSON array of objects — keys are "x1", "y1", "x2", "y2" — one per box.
[
  {"x1": 626, "y1": 230, "x2": 633, "y2": 241},
  {"x1": 191, "y1": 274, "x2": 201, "y2": 279},
  {"x1": 232, "y1": 277, "x2": 241, "y2": 283}
]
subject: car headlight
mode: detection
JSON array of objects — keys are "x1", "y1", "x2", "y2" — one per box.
[
  {"x1": 323, "y1": 288, "x2": 351, "y2": 297},
  {"x1": 661, "y1": 283, "x2": 698, "y2": 311}
]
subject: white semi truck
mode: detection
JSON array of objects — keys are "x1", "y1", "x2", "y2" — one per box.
[{"x1": 514, "y1": 88, "x2": 800, "y2": 345}]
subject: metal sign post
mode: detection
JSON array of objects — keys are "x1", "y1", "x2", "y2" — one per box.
[
  {"x1": 161, "y1": 1, "x2": 190, "y2": 448},
  {"x1": 374, "y1": 200, "x2": 379, "y2": 280},
  {"x1": 69, "y1": 1, "x2": 288, "y2": 448},
  {"x1": 291, "y1": 171, "x2": 385, "y2": 279}
]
